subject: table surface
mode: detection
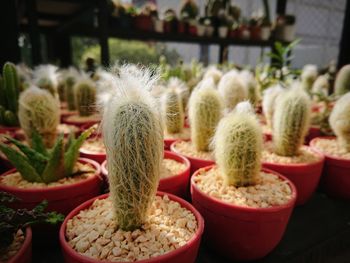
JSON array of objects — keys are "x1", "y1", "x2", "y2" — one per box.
[{"x1": 32, "y1": 191, "x2": 350, "y2": 263}]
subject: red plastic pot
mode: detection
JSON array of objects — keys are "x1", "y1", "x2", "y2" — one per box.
[
  {"x1": 164, "y1": 138, "x2": 176, "y2": 150},
  {"x1": 305, "y1": 126, "x2": 322, "y2": 145},
  {"x1": 60, "y1": 110, "x2": 77, "y2": 122},
  {"x1": 188, "y1": 25, "x2": 197, "y2": 36},
  {"x1": 79, "y1": 135, "x2": 105, "y2": 164},
  {"x1": 133, "y1": 15, "x2": 153, "y2": 31},
  {"x1": 0, "y1": 158, "x2": 102, "y2": 215},
  {"x1": 310, "y1": 137, "x2": 350, "y2": 199},
  {"x1": 250, "y1": 25, "x2": 262, "y2": 40},
  {"x1": 101, "y1": 151, "x2": 191, "y2": 198},
  {"x1": 262, "y1": 146, "x2": 324, "y2": 205},
  {"x1": 62, "y1": 114, "x2": 100, "y2": 128},
  {"x1": 59, "y1": 192, "x2": 204, "y2": 263},
  {"x1": 8, "y1": 227, "x2": 32, "y2": 263},
  {"x1": 170, "y1": 140, "x2": 215, "y2": 175},
  {"x1": 191, "y1": 165, "x2": 297, "y2": 261},
  {"x1": 0, "y1": 126, "x2": 20, "y2": 136}
]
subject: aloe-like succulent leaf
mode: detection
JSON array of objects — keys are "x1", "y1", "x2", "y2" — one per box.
[{"x1": 31, "y1": 129, "x2": 49, "y2": 157}]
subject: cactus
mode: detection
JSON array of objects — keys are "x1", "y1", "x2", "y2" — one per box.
[
  {"x1": 203, "y1": 67, "x2": 222, "y2": 85},
  {"x1": 273, "y1": 87, "x2": 311, "y2": 156},
  {"x1": 240, "y1": 70, "x2": 259, "y2": 106},
  {"x1": 189, "y1": 78, "x2": 223, "y2": 151},
  {"x1": 66, "y1": 76, "x2": 77, "y2": 110},
  {"x1": 214, "y1": 102, "x2": 262, "y2": 187},
  {"x1": 75, "y1": 80, "x2": 96, "y2": 116},
  {"x1": 218, "y1": 70, "x2": 247, "y2": 111},
  {"x1": 311, "y1": 74, "x2": 329, "y2": 97},
  {"x1": 301, "y1": 64, "x2": 318, "y2": 91},
  {"x1": 0, "y1": 62, "x2": 20, "y2": 126},
  {"x1": 262, "y1": 84, "x2": 284, "y2": 129},
  {"x1": 18, "y1": 87, "x2": 60, "y2": 148},
  {"x1": 168, "y1": 77, "x2": 190, "y2": 112},
  {"x1": 162, "y1": 88, "x2": 184, "y2": 134},
  {"x1": 102, "y1": 66, "x2": 163, "y2": 231},
  {"x1": 0, "y1": 126, "x2": 95, "y2": 183},
  {"x1": 334, "y1": 64, "x2": 350, "y2": 96},
  {"x1": 33, "y1": 65, "x2": 59, "y2": 98},
  {"x1": 329, "y1": 92, "x2": 350, "y2": 152}
]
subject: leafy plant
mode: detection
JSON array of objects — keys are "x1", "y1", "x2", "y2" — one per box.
[
  {"x1": 0, "y1": 126, "x2": 95, "y2": 183},
  {"x1": 0, "y1": 191, "x2": 63, "y2": 251}
]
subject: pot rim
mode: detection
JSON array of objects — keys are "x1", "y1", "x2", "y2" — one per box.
[
  {"x1": 0, "y1": 158, "x2": 101, "y2": 194},
  {"x1": 191, "y1": 165, "x2": 297, "y2": 213},
  {"x1": 59, "y1": 192, "x2": 204, "y2": 263},
  {"x1": 8, "y1": 227, "x2": 32, "y2": 263}
]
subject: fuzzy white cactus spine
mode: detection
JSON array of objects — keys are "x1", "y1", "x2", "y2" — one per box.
[
  {"x1": 311, "y1": 74, "x2": 329, "y2": 97},
  {"x1": 262, "y1": 84, "x2": 284, "y2": 129},
  {"x1": 329, "y1": 92, "x2": 350, "y2": 152},
  {"x1": 334, "y1": 64, "x2": 350, "y2": 96},
  {"x1": 33, "y1": 65, "x2": 59, "y2": 99},
  {"x1": 273, "y1": 86, "x2": 311, "y2": 156},
  {"x1": 301, "y1": 64, "x2": 318, "y2": 91},
  {"x1": 18, "y1": 87, "x2": 60, "y2": 148},
  {"x1": 189, "y1": 78, "x2": 223, "y2": 152},
  {"x1": 239, "y1": 70, "x2": 259, "y2": 106},
  {"x1": 218, "y1": 70, "x2": 247, "y2": 111},
  {"x1": 214, "y1": 101, "x2": 262, "y2": 187},
  {"x1": 203, "y1": 66, "x2": 223, "y2": 85},
  {"x1": 102, "y1": 66, "x2": 163, "y2": 231},
  {"x1": 168, "y1": 77, "x2": 190, "y2": 112},
  {"x1": 162, "y1": 88, "x2": 184, "y2": 134}
]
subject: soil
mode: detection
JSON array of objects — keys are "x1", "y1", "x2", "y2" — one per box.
[
  {"x1": 312, "y1": 138, "x2": 350, "y2": 159},
  {"x1": 0, "y1": 229, "x2": 25, "y2": 262},
  {"x1": 172, "y1": 141, "x2": 214, "y2": 161}
]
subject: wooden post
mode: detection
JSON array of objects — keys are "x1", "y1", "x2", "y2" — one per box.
[
  {"x1": 337, "y1": 0, "x2": 350, "y2": 69},
  {"x1": 97, "y1": 0, "x2": 110, "y2": 66},
  {"x1": 0, "y1": 0, "x2": 21, "y2": 67},
  {"x1": 27, "y1": 0, "x2": 42, "y2": 65},
  {"x1": 219, "y1": 44, "x2": 228, "y2": 64}
]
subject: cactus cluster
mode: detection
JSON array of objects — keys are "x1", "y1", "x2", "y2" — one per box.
[
  {"x1": 334, "y1": 64, "x2": 350, "y2": 96},
  {"x1": 0, "y1": 127, "x2": 95, "y2": 183},
  {"x1": 214, "y1": 102, "x2": 262, "y2": 187},
  {"x1": 0, "y1": 62, "x2": 20, "y2": 126},
  {"x1": 218, "y1": 70, "x2": 247, "y2": 111},
  {"x1": 162, "y1": 87, "x2": 184, "y2": 134},
  {"x1": 262, "y1": 84, "x2": 284, "y2": 129},
  {"x1": 102, "y1": 67, "x2": 163, "y2": 231},
  {"x1": 75, "y1": 79, "x2": 96, "y2": 116},
  {"x1": 273, "y1": 87, "x2": 311, "y2": 156},
  {"x1": 329, "y1": 92, "x2": 350, "y2": 152},
  {"x1": 189, "y1": 78, "x2": 223, "y2": 152}
]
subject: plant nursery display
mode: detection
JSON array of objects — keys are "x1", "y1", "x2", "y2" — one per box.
[
  {"x1": 191, "y1": 102, "x2": 296, "y2": 260},
  {"x1": 0, "y1": 191, "x2": 63, "y2": 263},
  {"x1": 310, "y1": 92, "x2": 350, "y2": 199},
  {"x1": 0, "y1": 127, "x2": 102, "y2": 214}
]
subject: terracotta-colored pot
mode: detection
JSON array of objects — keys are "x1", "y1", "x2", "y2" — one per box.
[
  {"x1": 170, "y1": 140, "x2": 215, "y2": 175},
  {"x1": 310, "y1": 137, "x2": 350, "y2": 199},
  {"x1": 8, "y1": 227, "x2": 32, "y2": 263},
  {"x1": 59, "y1": 192, "x2": 204, "y2": 263},
  {"x1": 0, "y1": 158, "x2": 102, "y2": 215},
  {"x1": 262, "y1": 147, "x2": 324, "y2": 205},
  {"x1": 101, "y1": 151, "x2": 191, "y2": 198},
  {"x1": 191, "y1": 165, "x2": 297, "y2": 261}
]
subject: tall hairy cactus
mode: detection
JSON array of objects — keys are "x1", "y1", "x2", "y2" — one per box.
[
  {"x1": 262, "y1": 84, "x2": 283, "y2": 129},
  {"x1": 162, "y1": 88, "x2": 184, "y2": 134},
  {"x1": 218, "y1": 70, "x2": 247, "y2": 111},
  {"x1": 214, "y1": 101, "x2": 262, "y2": 187},
  {"x1": 334, "y1": 64, "x2": 350, "y2": 96},
  {"x1": 75, "y1": 80, "x2": 96, "y2": 116},
  {"x1": 18, "y1": 87, "x2": 60, "y2": 148},
  {"x1": 189, "y1": 78, "x2": 223, "y2": 151},
  {"x1": 66, "y1": 76, "x2": 77, "y2": 110},
  {"x1": 312, "y1": 74, "x2": 329, "y2": 97},
  {"x1": 0, "y1": 62, "x2": 20, "y2": 126},
  {"x1": 240, "y1": 70, "x2": 259, "y2": 106},
  {"x1": 102, "y1": 66, "x2": 163, "y2": 231},
  {"x1": 168, "y1": 77, "x2": 190, "y2": 112},
  {"x1": 329, "y1": 92, "x2": 350, "y2": 152},
  {"x1": 273, "y1": 87, "x2": 311, "y2": 156},
  {"x1": 203, "y1": 67, "x2": 222, "y2": 85},
  {"x1": 301, "y1": 64, "x2": 318, "y2": 91}
]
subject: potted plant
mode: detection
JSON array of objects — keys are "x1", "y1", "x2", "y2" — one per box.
[
  {"x1": 0, "y1": 191, "x2": 63, "y2": 263},
  {"x1": 179, "y1": 0, "x2": 199, "y2": 34},
  {"x1": 163, "y1": 9, "x2": 178, "y2": 33},
  {"x1": 0, "y1": 62, "x2": 21, "y2": 135},
  {"x1": 191, "y1": 102, "x2": 297, "y2": 261},
  {"x1": 274, "y1": 14, "x2": 296, "y2": 42},
  {"x1": 101, "y1": 151, "x2": 191, "y2": 199},
  {"x1": 60, "y1": 66, "x2": 204, "y2": 263},
  {"x1": 261, "y1": 87, "x2": 324, "y2": 205},
  {"x1": 133, "y1": 3, "x2": 157, "y2": 32},
  {"x1": 260, "y1": 0, "x2": 272, "y2": 40},
  {"x1": 310, "y1": 92, "x2": 350, "y2": 199},
  {"x1": 334, "y1": 64, "x2": 350, "y2": 96},
  {"x1": 171, "y1": 78, "x2": 223, "y2": 174},
  {"x1": 0, "y1": 126, "x2": 102, "y2": 215},
  {"x1": 162, "y1": 79, "x2": 191, "y2": 150},
  {"x1": 63, "y1": 78, "x2": 100, "y2": 127}
]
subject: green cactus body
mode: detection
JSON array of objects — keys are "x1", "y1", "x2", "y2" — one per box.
[
  {"x1": 162, "y1": 88, "x2": 184, "y2": 134},
  {"x1": 334, "y1": 65, "x2": 350, "y2": 96},
  {"x1": 58, "y1": 80, "x2": 66, "y2": 102},
  {"x1": 189, "y1": 80, "x2": 223, "y2": 151},
  {"x1": 273, "y1": 88, "x2": 311, "y2": 156},
  {"x1": 66, "y1": 77, "x2": 76, "y2": 111},
  {"x1": 102, "y1": 69, "x2": 163, "y2": 231},
  {"x1": 3, "y1": 62, "x2": 20, "y2": 113},
  {"x1": 262, "y1": 85, "x2": 283, "y2": 129},
  {"x1": 75, "y1": 81, "x2": 96, "y2": 116},
  {"x1": 329, "y1": 92, "x2": 350, "y2": 152},
  {"x1": 214, "y1": 104, "x2": 262, "y2": 187},
  {"x1": 18, "y1": 87, "x2": 60, "y2": 148},
  {"x1": 218, "y1": 71, "x2": 247, "y2": 111}
]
